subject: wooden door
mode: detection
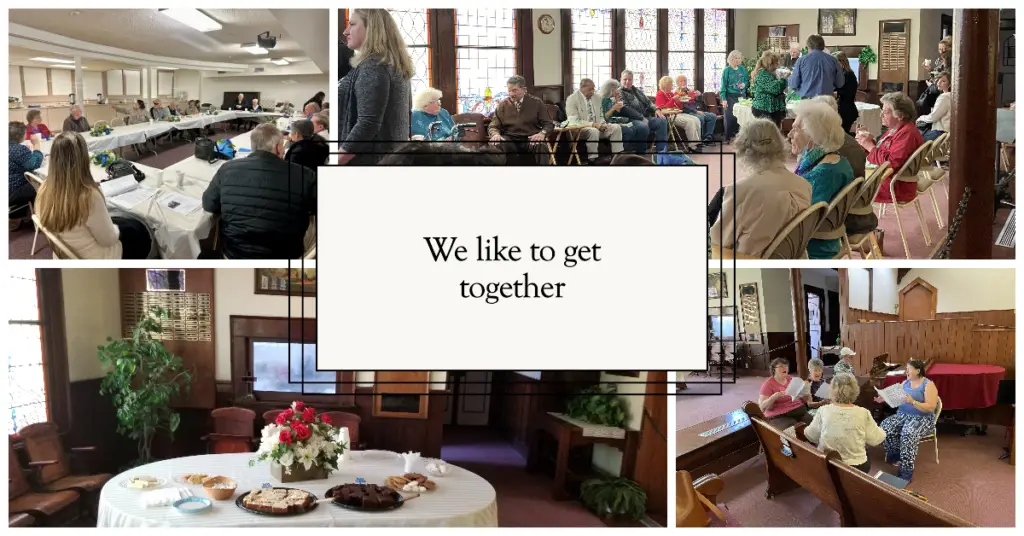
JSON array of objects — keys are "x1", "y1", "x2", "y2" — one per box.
[
  {"x1": 878, "y1": 19, "x2": 912, "y2": 94},
  {"x1": 898, "y1": 278, "x2": 937, "y2": 321},
  {"x1": 632, "y1": 371, "x2": 667, "y2": 526}
]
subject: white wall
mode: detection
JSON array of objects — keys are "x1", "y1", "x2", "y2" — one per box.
[
  {"x1": 592, "y1": 371, "x2": 649, "y2": 476},
  {"x1": 760, "y1": 269, "x2": 796, "y2": 333},
  {"x1": 534, "y1": 9, "x2": 563, "y2": 86},
  {"x1": 200, "y1": 74, "x2": 328, "y2": 107},
  {"x1": 899, "y1": 269, "x2": 1015, "y2": 312},
  {"x1": 848, "y1": 268, "x2": 898, "y2": 314},
  {"x1": 62, "y1": 269, "x2": 121, "y2": 382},
  {"x1": 174, "y1": 69, "x2": 202, "y2": 101}
]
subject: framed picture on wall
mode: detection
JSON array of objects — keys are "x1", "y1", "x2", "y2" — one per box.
[
  {"x1": 819, "y1": 9, "x2": 857, "y2": 36},
  {"x1": 708, "y1": 272, "x2": 728, "y2": 299},
  {"x1": 254, "y1": 268, "x2": 317, "y2": 296}
]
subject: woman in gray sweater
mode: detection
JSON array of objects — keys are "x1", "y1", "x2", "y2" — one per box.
[{"x1": 338, "y1": 9, "x2": 414, "y2": 165}]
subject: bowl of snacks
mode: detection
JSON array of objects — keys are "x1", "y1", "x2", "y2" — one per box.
[
  {"x1": 202, "y1": 476, "x2": 237, "y2": 500},
  {"x1": 424, "y1": 460, "x2": 451, "y2": 478}
]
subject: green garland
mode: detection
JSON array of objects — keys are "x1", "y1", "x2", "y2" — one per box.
[{"x1": 858, "y1": 46, "x2": 877, "y2": 65}]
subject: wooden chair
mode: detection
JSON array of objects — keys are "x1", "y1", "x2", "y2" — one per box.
[
  {"x1": 875, "y1": 140, "x2": 936, "y2": 259},
  {"x1": 203, "y1": 407, "x2": 258, "y2": 454},
  {"x1": 855, "y1": 90, "x2": 869, "y2": 103},
  {"x1": 917, "y1": 397, "x2": 943, "y2": 464},
  {"x1": 8, "y1": 441, "x2": 81, "y2": 526},
  {"x1": 17, "y1": 422, "x2": 111, "y2": 495},
  {"x1": 321, "y1": 411, "x2": 363, "y2": 449},
  {"x1": 262, "y1": 409, "x2": 285, "y2": 426},
  {"x1": 676, "y1": 470, "x2": 731, "y2": 527},
  {"x1": 23, "y1": 172, "x2": 45, "y2": 256},
  {"x1": 845, "y1": 164, "x2": 892, "y2": 259},
  {"x1": 916, "y1": 133, "x2": 951, "y2": 229},
  {"x1": 30, "y1": 214, "x2": 80, "y2": 259},
  {"x1": 811, "y1": 176, "x2": 866, "y2": 259},
  {"x1": 701, "y1": 92, "x2": 725, "y2": 137},
  {"x1": 760, "y1": 202, "x2": 830, "y2": 259}
]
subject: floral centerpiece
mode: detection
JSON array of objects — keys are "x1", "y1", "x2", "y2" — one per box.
[
  {"x1": 249, "y1": 401, "x2": 345, "y2": 482},
  {"x1": 167, "y1": 115, "x2": 181, "y2": 123},
  {"x1": 90, "y1": 123, "x2": 113, "y2": 137},
  {"x1": 91, "y1": 150, "x2": 118, "y2": 168}
]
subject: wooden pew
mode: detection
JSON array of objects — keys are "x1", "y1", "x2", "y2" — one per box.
[
  {"x1": 676, "y1": 409, "x2": 759, "y2": 479},
  {"x1": 827, "y1": 459, "x2": 973, "y2": 526}
]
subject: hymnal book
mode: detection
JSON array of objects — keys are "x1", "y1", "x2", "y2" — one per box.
[
  {"x1": 784, "y1": 377, "x2": 806, "y2": 399},
  {"x1": 875, "y1": 384, "x2": 906, "y2": 408},
  {"x1": 874, "y1": 470, "x2": 909, "y2": 489},
  {"x1": 814, "y1": 381, "x2": 831, "y2": 400}
]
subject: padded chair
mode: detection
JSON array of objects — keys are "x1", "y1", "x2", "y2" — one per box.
[
  {"x1": 760, "y1": 202, "x2": 830, "y2": 259},
  {"x1": 917, "y1": 397, "x2": 943, "y2": 464},
  {"x1": 262, "y1": 409, "x2": 285, "y2": 426},
  {"x1": 916, "y1": 133, "x2": 951, "y2": 228},
  {"x1": 203, "y1": 407, "x2": 258, "y2": 454},
  {"x1": 875, "y1": 140, "x2": 936, "y2": 259},
  {"x1": 812, "y1": 176, "x2": 866, "y2": 259},
  {"x1": 17, "y1": 422, "x2": 111, "y2": 496},
  {"x1": 701, "y1": 92, "x2": 725, "y2": 137},
  {"x1": 8, "y1": 442, "x2": 81, "y2": 526},
  {"x1": 844, "y1": 164, "x2": 893, "y2": 258},
  {"x1": 31, "y1": 215, "x2": 80, "y2": 259},
  {"x1": 321, "y1": 412, "x2": 363, "y2": 449}
]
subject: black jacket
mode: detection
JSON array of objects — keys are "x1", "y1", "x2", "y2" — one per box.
[
  {"x1": 201, "y1": 151, "x2": 316, "y2": 259},
  {"x1": 285, "y1": 137, "x2": 330, "y2": 172}
]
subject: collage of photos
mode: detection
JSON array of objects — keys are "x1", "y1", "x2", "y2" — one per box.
[{"x1": 3, "y1": 5, "x2": 1018, "y2": 533}]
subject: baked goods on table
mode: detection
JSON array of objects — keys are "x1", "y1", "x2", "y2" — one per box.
[
  {"x1": 127, "y1": 476, "x2": 159, "y2": 489},
  {"x1": 182, "y1": 473, "x2": 209, "y2": 485},
  {"x1": 386, "y1": 474, "x2": 437, "y2": 493},
  {"x1": 241, "y1": 488, "x2": 315, "y2": 514},
  {"x1": 327, "y1": 484, "x2": 402, "y2": 509}
]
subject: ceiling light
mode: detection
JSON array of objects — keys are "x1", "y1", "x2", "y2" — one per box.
[
  {"x1": 157, "y1": 66, "x2": 179, "y2": 70},
  {"x1": 30, "y1": 57, "x2": 74, "y2": 64},
  {"x1": 159, "y1": 9, "x2": 222, "y2": 32},
  {"x1": 271, "y1": 58, "x2": 290, "y2": 66},
  {"x1": 242, "y1": 44, "x2": 269, "y2": 55},
  {"x1": 49, "y1": 65, "x2": 81, "y2": 70}
]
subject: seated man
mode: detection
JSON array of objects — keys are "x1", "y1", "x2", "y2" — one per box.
[
  {"x1": 62, "y1": 105, "x2": 90, "y2": 133},
  {"x1": 304, "y1": 102, "x2": 321, "y2": 120},
  {"x1": 487, "y1": 75, "x2": 553, "y2": 165},
  {"x1": 564, "y1": 78, "x2": 623, "y2": 163},
  {"x1": 312, "y1": 113, "x2": 329, "y2": 139},
  {"x1": 619, "y1": 69, "x2": 669, "y2": 153},
  {"x1": 201, "y1": 123, "x2": 316, "y2": 259},
  {"x1": 285, "y1": 119, "x2": 329, "y2": 172}
]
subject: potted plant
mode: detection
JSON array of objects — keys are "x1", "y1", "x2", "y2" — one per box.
[
  {"x1": 250, "y1": 401, "x2": 346, "y2": 482},
  {"x1": 580, "y1": 476, "x2": 647, "y2": 521},
  {"x1": 97, "y1": 306, "x2": 192, "y2": 466},
  {"x1": 566, "y1": 385, "x2": 628, "y2": 428}
]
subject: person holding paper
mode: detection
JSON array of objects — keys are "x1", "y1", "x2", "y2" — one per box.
[
  {"x1": 806, "y1": 358, "x2": 830, "y2": 411},
  {"x1": 803, "y1": 373, "x2": 886, "y2": 473},
  {"x1": 877, "y1": 359, "x2": 939, "y2": 482},
  {"x1": 758, "y1": 358, "x2": 813, "y2": 425}
]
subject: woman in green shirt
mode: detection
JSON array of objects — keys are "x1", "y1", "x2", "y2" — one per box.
[
  {"x1": 720, "y1": 50, "x2": 747, "y2": 143},
  {"x1": 751, "y1": 51, "x2": 789, "y2": 128}
]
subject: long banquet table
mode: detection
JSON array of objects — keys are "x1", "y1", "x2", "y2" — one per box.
[
  {"x1": 733, "y1": 100, "x2": 882, "y2": 137},
  {"x1": 97, "y1": 452, "x2": 498, "y2": 527}
]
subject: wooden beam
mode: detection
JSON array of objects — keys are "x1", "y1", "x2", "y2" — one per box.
[
  {"x1": 790, "y1": 269, "x2": 808, "y2": 379},
  {"x1": 948, "y1": 9, "x2": 999, "y2": 258},
  {"x1": 560, "y1": 9, "x2": 573, "y2": 98},
  {"x1": 838, "y1": 269, "x2": 850, "y2": 344}
]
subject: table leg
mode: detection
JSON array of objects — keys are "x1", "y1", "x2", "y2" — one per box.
[
  {"x1": 568, "y1": 132, "x2": 582, "y2": 165},
  {"x1": 667, "y1": 116, "x2": 680, "y2": 152},
  {"x1": 547, "y1": 132, "x2": 562, "y2": 165},
  {"x1": 552, "y1": 428, "x2": 572, "y2": 500}
]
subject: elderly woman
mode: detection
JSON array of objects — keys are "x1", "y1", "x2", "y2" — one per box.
[
  {"x1": 917, "y1": 72, "x2": 951, "y2": 142},
  {"x1": 411, "y1": 87, "x2": 455, "y2": 141},
  {"x1": 600, "y1": 79, "x2": 646, "y2": 155},
  {"x1": 654, "y1": 76, "x2": 702, "y2": 151},
  {"x1": 805, "y1": 358, "x2": 830, "y2": 412},
  {"x1": 878, "y1": 359, "x2": 939, "y2": 481},
  {"x1": 719, "y1": 50, "x2": 748, "y2": 142},
  {"x1": 113, "y1": 100, "x2": 148, "y2": 125},
  {"x1": 709, "y1": 118, "x2": 811, "y2": 256},
  {"x1": 750, "y1": 50, "x2": 788, "y2": 128},
  {"x1": 338, "y1": 9, "x2": 413, "y2": 165},
  {"x1": 789, "y1": 99, "x2": 855, "y2": 259},
  {"x1": 9, "y1": 122, "x2": 44, "y2": 221},
  {"x1": 759, "y1": 358, "x2": 814, "y2": 425},
  {"x1": 804, "y1": 373, "x2": 886, "y2": 472},
  {"x1": 857, "y1": 92, "x2": 924, "y2": 205},
  {"x1": 674, "y1": 75, "x2": 717, "y2": 143},
  {"x1": 812, "y1": 96, "x2": 865, "y2": 178},
  {"x1": 25, "y1": 109, "x2": 52, "y2": 140}
]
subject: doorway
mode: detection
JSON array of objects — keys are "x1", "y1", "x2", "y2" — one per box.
[
  {"x1": 805, "y1": 286, "x2": 825, "y2": 362},
  {"x1": 444, "y1": 371, "x2": 492, "y2": 426}
]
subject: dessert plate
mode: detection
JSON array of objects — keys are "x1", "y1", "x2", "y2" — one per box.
[
  {"x1": 119, "y1": 476, "x2": 167, "y2": 490},
  {"x1": 235, "y1": 488, "x2": 319, "y2": 516},
  {"x1": 326, "y1": 484, "x2": 405, "y2": 512}
]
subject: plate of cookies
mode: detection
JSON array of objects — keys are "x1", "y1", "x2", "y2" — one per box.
[
  {"x1": 386, "y1": 473, "x2": 438, "y2": 494},
  {"x1": 175, "y1": 473, "x2": 211, "y2": 486},
  {"x1": 235, "y1": 487, "x2": 318, "y2": 516},
  {"x1": 326, "y1": 483, "x2": 404, "y2": 512}
]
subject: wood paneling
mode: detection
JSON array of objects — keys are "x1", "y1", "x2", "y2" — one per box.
[
  {"x1": 373, "y1": 371, "x2": 430, "y2": 419},
  {"x1": 633, "y1": 371, "x2": 667, "y2": 524},
  {"x1": 848, "y1": 307, "x2": 899, "y2": 323},
  {"x1": 935, "y1": 310, "x2": 1015, "y2": 327},
  {"x1": 899, "y1": 277, "x2": 938, "y2": 321},
  {"x1": 355, "y1": 387, "x2": 446, "y2": 457}
]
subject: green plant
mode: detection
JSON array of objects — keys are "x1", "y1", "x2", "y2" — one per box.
[
  {"x1": 580, "y1": 477, "x2": 647, "y2": 520},
  {"x1": 566, "y1": 385, "x2": 628, "y2": 428},
  {"x1": 97, "y1": 306, "x2": 193, "y2": 465},
  {"x1": 859, "y1": 46, "x2": 877, "y2": 65}
]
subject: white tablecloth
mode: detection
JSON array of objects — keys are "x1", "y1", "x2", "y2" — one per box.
[
  {"x1": 97, "y1": 452, "x2": 498, "y2": 527},
  {"x1": 733, "y1": 100, "x2": 882, "y2": 137}
]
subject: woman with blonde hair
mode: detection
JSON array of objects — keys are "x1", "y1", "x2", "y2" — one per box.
[
  {"x1": 804, "y1": 373, "x2": 886, "y2": 472},
  {"x1": 654, "y1": 76, "x2": 702, "y2": 151},
  {"x1": 35, "y1": 132, "x2": 153, "y2": 259},
  {"x1": 750, "y1": 50, "x2": 788, "y2": 127},
  {"x1": 338, "y1": 9, "x2": 414, "y2": 165}
]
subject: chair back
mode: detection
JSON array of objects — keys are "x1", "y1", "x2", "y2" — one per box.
[
  {"x1": 24, "y1": 172, "x2": 44, "y2": 190},
  {"x1": 31, "y1": 214, "x2": 80, "y2": 259},
  {"x1": 928, "y1": 133, "x2": 950, "y2": 163},
  {"x1": 855, "y1": 90, "x2": 869, "y2": 103},
  {"x1": 892, "y1": 140, "x2": 934, "y2": 183},
  {"x1": 813, "y1": 176, "x2": 866, "y2": 241},
  {"x1": 211, "y1": 407, "x2": 256, "y2": 436},
  {"x1": 18, "y1": 422, "x2": 69, "y2": 485},
  {"x1": 262, "y1": 409, "x2": 285, "y2": 426},
  {"x1": 676, "y1": 470, "x2": 712, "y2": 527},
  {"x1": 702, "y1": 92, "x2": 721, "y2": 115},
  {"x1": 848, "y1": 164, "x2": 892, "y2": 216},
  {"x1": 933, "y1": 397, "x2": 942, "y2": 425},
  {"x1": 8, "y1": 440, "x2": 32, "y2": 500},
  {"x1": 321, "y1": 412, "x2": 361, "y2": 447},
  {"x1": 760, "y1": 202, "x2": 830, "y2": 259}
]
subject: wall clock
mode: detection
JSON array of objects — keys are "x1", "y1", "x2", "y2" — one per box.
[{"x1": 537, "y1": 14, "x2": 555, "y2": 34}]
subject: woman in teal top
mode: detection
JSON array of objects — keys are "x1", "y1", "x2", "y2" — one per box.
[
  {"x1": 599, "y1": 79, "x2": 647, "y2": 154},
  {"x1": 878, "y1": 360, "x2": 938, "y2": 482},
  {"x1": 750, "y1": 51, "x2": 789, "y2": 128},
  {"x1": 790, "y1": 100, "x2": 855, "y2": 259},
  {"x1": 720, "y1": 50, "x2": 748, "y2": 142},
  {"x1": 411, "y1": 87, "x2": 455, "y2": 140}
]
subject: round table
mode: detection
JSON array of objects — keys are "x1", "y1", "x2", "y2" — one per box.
[
  {"x1": 97, "y1": 452, "x2": 498, "y2": 527},
  {"x1": 882, "y1": 363, "x2": 1006, "y2": 410},
  {"x1": 733, "y1": 100, "x2": 882, "y2": 137}
]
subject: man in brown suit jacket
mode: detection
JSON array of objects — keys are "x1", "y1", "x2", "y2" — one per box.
[{"x1": 487, "y1": 75, "x2": 554, "y2": 165}]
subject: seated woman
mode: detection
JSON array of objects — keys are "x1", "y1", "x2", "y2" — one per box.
[
  {"x1": 709, "y1": 118, "x2": 811, "y2": 256},
  {"x1": 9, "y1": 121, "x2": 44, "y2": 225},
  {"x1": 805, "y1": 358, "x2": 830, "y2": 414},
  {"x1": 410, "y1": 87, "x2": 455, "y2": 141},
  {"x1": 878, "y1": 359, "x2": 939, "y2": 482},
  {"x1": 654, "y1": 76, "x2": 702, "y2": 151},
  {"x1": 789, "y1": 99, "x2": 855, "y2": 259},
  {"x1": 674, "y1": 75, "x2": 717, "y2": 143},
  {"x1": 857, "y1": 92, "x2": 924, "y2": 205},
  {"x1": 113, "y1": 100, "x2": 149, "y2": 125},
  {"x1": 804, "y1": 373, "x2": 886, "y2": 473},
  {"x1": 600, "y1": 79, "x2": 648, "y2": 155},
  {"x1": 758, "y1": 358, "x2": 813, "y2": 425},
  {"x1": 917, "y1": 72, "x2": 951, "y2": 142},
  {"x1": 35, "y1": 132, "x2": 154, "y2": 259},
  {"x1": 834, "y1": 346, "x2": 857, "y2": 376},
  {"x1": 25, "y1": 109, "x2": 52, "y2": 140},
  {"x1": 186, "y1": 100, "x2": 201, "y2": 115},
  {"x1": 750, "y1": 50, "x2": 789, "y2": 128}
]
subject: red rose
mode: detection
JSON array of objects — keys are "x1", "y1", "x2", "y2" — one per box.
[
  {"x1": 294, "y1": 423, "x2": 311, "y2": 441},
  {"x1": 275, "y1": 413, "x2": 289, "y2": 426},
  {"x1": 290, "y1": 419, "x2": 302, "y2": 430},
  {"x1": 302, "y1": 407, "x2": 316, "y2": 423},
  {"x1": 294, "y1": 401, "x2": 305, "y2": 411},
  {"x1": 281, "y1": 409, "x2": 294, "y2": 421},
  {"x1": 279, "y1": 430, "x2": 293, "y2": 445},
  {"x1": 320, "y1": 414, "x2": 332, "y2": 425}
]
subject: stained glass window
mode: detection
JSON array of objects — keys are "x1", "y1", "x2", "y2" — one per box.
[
  {"x1": 667, "y1": 9, "x2": 697, "y2": 91},
  {"x1": 624, "y1": 9, "x2": 659, "y2": 95},
  {"x1": 388, "y1": 9, "x2": 432, "y2": 101},
  {"x1": 8, "y1": 267, "x2": 48, "y2": 435},
  {"x1": 702, "y1": 8, "x2": 728, "y2": 93},
  {"x1": 571, "y1": 8, "x2": 613, "y2": 94},
  {"x1": 456, "y1": 9, "x2": 517, "y2": 116}
]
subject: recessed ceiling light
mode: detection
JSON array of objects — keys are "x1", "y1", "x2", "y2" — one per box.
[
  {"x1": 242, "y1": 44, "x2": 269, "y2": 55},
  {"x1": 271, "y1": 58, "x2": 290, "y2": 66},
  {"x1": 159, "y1": 9, "x2": 222, "y2": 32},
  {"x1": 30, "y1": 57, "x2": 74, "y2": 64}
]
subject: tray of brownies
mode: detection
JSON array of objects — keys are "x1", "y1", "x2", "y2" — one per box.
[
  {"x1": 326, "y1": 483, "x2": 405, "y2": 512},
  {"x1": 235, "y1": 487, "x2": 319, "y2": 516}
]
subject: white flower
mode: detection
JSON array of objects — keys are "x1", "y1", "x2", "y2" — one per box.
[
  {"x1": 295, "y1": 445, "x2": 316, "y2": 470},
  {"x1": 278, "y1": 450, "x2": 295, "y2": 468}
]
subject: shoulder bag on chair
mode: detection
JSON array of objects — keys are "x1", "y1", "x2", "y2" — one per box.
[
  {"x1": 106, "y1": 160, "x2": 145, "y2": 181},
  {"x1": 194, "y1": 137, "x2": 216, "y2": 163}
]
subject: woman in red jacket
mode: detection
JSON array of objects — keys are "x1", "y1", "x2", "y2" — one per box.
[
  {"x1": 655, "y1": 76, "x2": 702, "y2": 151},
  {"x1": 25, "y1": 109, "x2": 52, "y2": 140},
  {"x1": 856, "y1": 92, "x2": 923, "y2": 204}
]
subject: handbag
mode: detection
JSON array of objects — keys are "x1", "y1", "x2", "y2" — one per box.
[
  {"x1": 194, "y1": 137, "x2": 216, "y2": 163},
  {"x1": 106, "y1": 160, "x2": 144, "y2": 181}
]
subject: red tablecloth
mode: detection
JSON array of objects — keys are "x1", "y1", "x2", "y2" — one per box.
[{"x1": 882, "y1": 363, "x2": 1006, "y2": 410}]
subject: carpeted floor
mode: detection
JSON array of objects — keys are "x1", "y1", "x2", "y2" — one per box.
[
  {"x1": 677, "y1": 375, "x2": 765, "y2": 431},
  {"x1": 440, "y1": 426, "x2": 605, "y2": 527}
]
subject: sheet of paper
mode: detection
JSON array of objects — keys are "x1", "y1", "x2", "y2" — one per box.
[
  {"x1": 875, "y1": 384, "x2": 906, "y2": 408},
  {"x1": 100, "y1": 176, "x2": 139, "y2": 198},
  {"x1": 784, "y1": 377, "x2": 806, "y2": 399},
  {"x1": 156, "y1": 192, "x2": 202, "y2": 215},
  {"x1": 110, "y1": 185, "x2": 158, "y2": 210},
  {"x1": 814, "y1": 381, "x2": 831, "y2": 400}
]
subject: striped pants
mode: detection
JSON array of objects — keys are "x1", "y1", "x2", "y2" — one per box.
[{"x1": 880, "y1": 412, "x2": 935, "y2": 481}]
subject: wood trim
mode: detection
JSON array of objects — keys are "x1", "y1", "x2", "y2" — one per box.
[
  {"x1": 37, "y1": 269, "x2": 71, "y2": 433},
  {"x1": 635, "y1": 371, "x2": 667, "y2": 523},
  {"x1": 867, "y1": 268, "x2": 874, "y2": 310},
  {"x1": 898, "y1": 277, "x2": 938, "y2": 321},
  {"x1": 432, "y1": 10, "x2": 456, "y2": 115},
  {"x1": 726, "y1": 9, "x2": 736, "y2": 56},
  {"x1": 656, "y1": 10, "x2": 669, "y2": 81},
  {"x1": 372, "y1": 371, "x2": 430, "y2": 419},
  {"x1": 561, "y1": 9, "x2": 572, "y2": 98},
  {"x1": 790, "y1": 269, "x2": 809, "y2": 379},
  {"x1": 612, "y1": 9, "x2": 625, "y2": 80},
  {"x1": 694, "y1": 9, "x2": 706, "y2": 92},
  {"x1": 838, "y1": 269, "x2": 849, "y2": 338},
  {"x1": 516, "y1": 9, "x2": 535, "y2": 90}
]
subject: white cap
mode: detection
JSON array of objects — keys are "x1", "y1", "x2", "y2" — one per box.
[{"x1": 839, "y1": 347, "x2": 856, "y2": 356}]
